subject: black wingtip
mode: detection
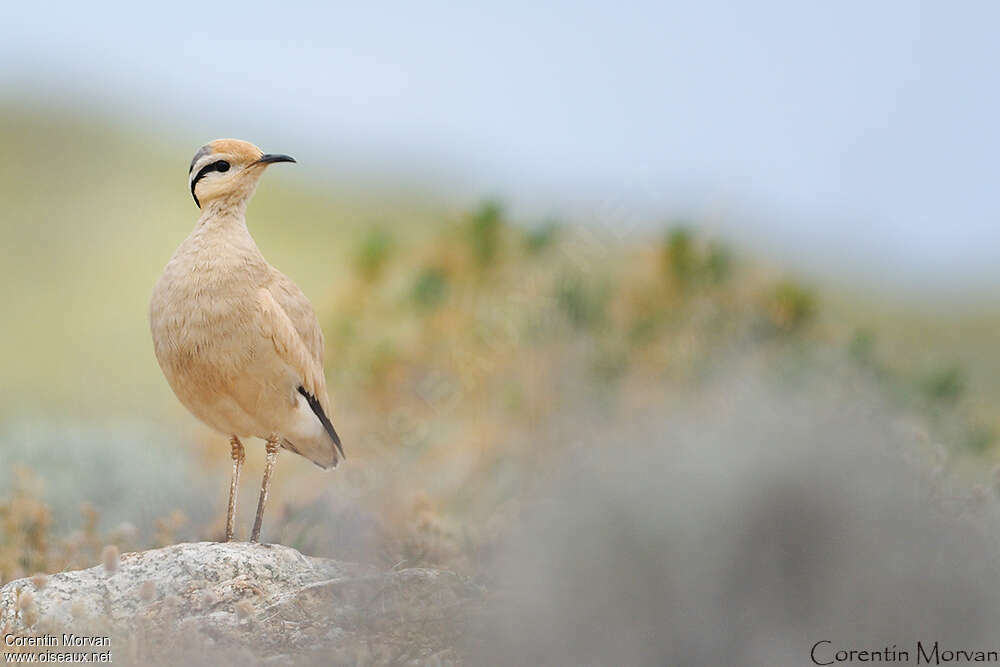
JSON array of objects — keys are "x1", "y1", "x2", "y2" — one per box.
[{"x1": 297, "y1": 386, "x2": 345, "y2": 460}]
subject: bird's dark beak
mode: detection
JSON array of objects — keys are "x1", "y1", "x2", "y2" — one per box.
[{"x1": 255, "y1": 153, "x2": 296, "y2": 165}]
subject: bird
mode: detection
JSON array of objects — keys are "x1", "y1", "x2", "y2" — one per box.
[{"x1": 150, "y1": 139, "x2": 343, "y2": 543}]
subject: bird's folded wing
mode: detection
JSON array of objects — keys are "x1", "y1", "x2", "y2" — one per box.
[
  {"x1": 255, "y1": 287, "x2": 330, "y2": 414},
  {"x1": 267, "y1": 269, "x2": 325, "y2": 369}
]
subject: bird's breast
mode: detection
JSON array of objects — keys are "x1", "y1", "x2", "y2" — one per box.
[{"x1": 150, "y1": 242, "x2": 267, "y2": 382}]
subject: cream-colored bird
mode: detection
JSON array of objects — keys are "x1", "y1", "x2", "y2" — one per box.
[{"x1": 150, "y1": 139, "x2": 343, "y2": 543}]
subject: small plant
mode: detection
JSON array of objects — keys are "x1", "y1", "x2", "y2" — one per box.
[
  {"x1": 355, "y1": 227, "x2": 394, "y2": 282},
  {"x1": 468, "y1": 200, "x2": 505, "y2": 267},
  {"x1": 0, "y1": 467, "x2": 161, "y2": 586},
  {"x1": 0, "y1": 467, "x2": 52, "y2": 583},
  {"x1": 660, "y1": 228, "x2": 733, "y2": 288},
  {"x1": 919, "y1": 364, "x2": 965, "y2": 404},
  {"x1": 412, "y1": 266, "x2": 450, "y2": 310},
  {"x1": 153, "y1": 510, "x2": 186, "y2": 548},
  {"x1": 555, "y1": 274, "x2": 608, "y2": 331},
  {"x1": 662, "y1": 227, "x2": 697, "y2": 287},
  {"x1": 705, "y1": 241, "x2": 733, "y2": 284},
  {"x1": 101, "y1": 544, "x2": 120, "y2": 574},
  {"x1": 523, "y1": 220, "x2": 559, "y2": 255},
  {"x1": 767, "y1": 280, "x2": 816, "y2": 332}
]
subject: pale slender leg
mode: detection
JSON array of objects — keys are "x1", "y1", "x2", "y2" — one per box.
[
  {"x1": 226, "y1": 436, "x2": 245, "y2": 542},
  {"x1": 250, "y1": 437, "x2": 280, "y2": 543}
]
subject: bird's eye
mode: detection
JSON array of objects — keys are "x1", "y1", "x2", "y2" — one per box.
[{"x1": 215, "y1": 160, "x2": 231, "y2": 172}]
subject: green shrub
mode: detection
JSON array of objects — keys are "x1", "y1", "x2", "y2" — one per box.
[
  {"x1": 919, "y1": 365, "x2": 965, "y2": 404},
  {"x1": 468, "y1": 200, "x2": 505, "y2": 267},
  {"x1": 556, "y1": 274, "x2": 608, "y2": 330},
  {"x1": 661, "y1": 228, "x2": 733, "y2": 287},
  {"x1": 412, "y1": 267, "x2": 450, "y2": 310},
  {"x1": 355, "y1": 227, "x2": 394, "y2": 282},
  {"x1": 524, "y1": 220, "x2": 559, "y2": 255},
  {"x1": 663, "y1": 227, "x2": 697, "y2": 286},
  {"x1": 768, "y1": 280, "x2": 816, "y2": 332},
  {"x1": 705, "y1": 241, "x2": 733, "y2": 284}
]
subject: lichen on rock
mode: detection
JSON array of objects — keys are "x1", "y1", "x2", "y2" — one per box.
[{"x1": 0, "y1": 542, "x2": 479, "y2": 665}]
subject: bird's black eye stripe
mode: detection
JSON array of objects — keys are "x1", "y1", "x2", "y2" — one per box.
[
  {"x1": 193, "y1": 160, "x2": 230, "y2": 183},
  {"x1": 190, "y1": 160, "x2": 232, "y2": 207}
]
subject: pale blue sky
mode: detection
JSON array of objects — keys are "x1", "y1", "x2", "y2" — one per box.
[{"x1": 2, "y1": 1, "x2": 997, "y2": 293}]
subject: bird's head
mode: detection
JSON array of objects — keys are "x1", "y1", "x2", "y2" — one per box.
[{"x1": 188, "y1": 139, "x2": 295, "y2": 210}]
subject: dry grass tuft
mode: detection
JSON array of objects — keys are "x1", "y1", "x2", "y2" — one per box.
[{"x1": 101, "y1": 545, "x2": 120, "y2": 575}]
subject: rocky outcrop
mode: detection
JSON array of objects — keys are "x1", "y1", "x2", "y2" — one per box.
[{"x1": 0, "y1": 542, "x2": 480, "y2": 665}]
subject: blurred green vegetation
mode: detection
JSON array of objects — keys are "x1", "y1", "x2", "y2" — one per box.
[
  {"x1": 412, "y1": 266, "x2": 450, "y2": 309},
  {"x1": 355, "y1": 227, "x2": 395, "y2": 283},
  {"x1": 2, "y1": 108, "x2": 999, "y2": 584},
  {"x1": 661, "y1": 226, "x2": 734, "y2": 289},
  {"x1": 768, "y1": 280, "x2": 817, "y2": 333},
  {"x1": 920, "y1": 365, "x2": 966, "y2": 404},
  {"x1": 467, "y1": 200, "x2": 505, "y2": 268},
  {"x1": 555, "y1": 273, "x2": 610, "y2": 331},
  {"x1": 523, "y1": 220, "x2": 559, "y2": 255}
]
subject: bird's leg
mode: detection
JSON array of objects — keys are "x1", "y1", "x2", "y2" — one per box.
[
  {"x1": 250, "y1": 437, "x2": 280, "y2": 543},
  {"x1": 226, "y1": 436, "x2": 245, "y2": 542}
]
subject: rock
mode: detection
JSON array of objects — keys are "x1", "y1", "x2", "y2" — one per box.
[{"x1": 1, "y1": 542, "x2": 480, "y2": 665}]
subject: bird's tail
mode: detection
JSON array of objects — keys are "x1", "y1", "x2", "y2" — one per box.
[
  {"x1": 284, "y1": 386, "x2": 344, "y2": 469},
  {"x1": 297, "y1": 386, "x2": 344, "y2": 459}
]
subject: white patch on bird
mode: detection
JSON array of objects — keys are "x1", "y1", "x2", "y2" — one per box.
[{"x1": 282, "y1": 391, "x2": 338, "y2": 469}]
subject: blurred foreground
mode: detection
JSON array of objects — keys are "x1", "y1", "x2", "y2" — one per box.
[{"x1": 7, "y1": 370, "x2": 1000, "y2": 665}]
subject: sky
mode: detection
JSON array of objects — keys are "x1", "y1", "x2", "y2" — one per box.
[{"x1": 2, "y1": 1, "x2": 998, "y2": 294}]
